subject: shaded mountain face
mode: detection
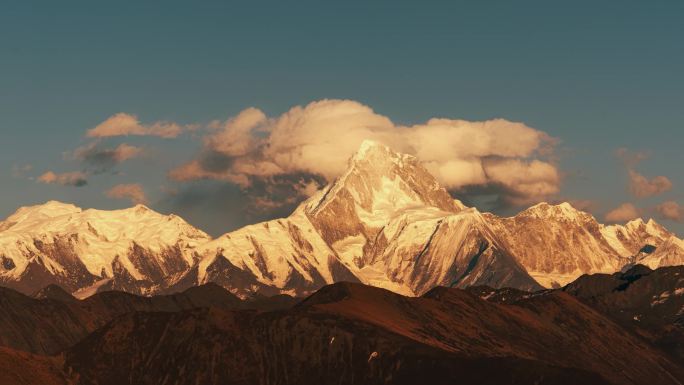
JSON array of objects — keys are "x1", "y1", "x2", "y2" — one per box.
[
  {"x1": 0, "y1": 283, "x2": 261, "y2": 355},
  {"x1": 0, "y1": 347, "x2": 70, "y2": 385},
  {"x1": 0, "y1": 270, "x2": 682, "y2": 384},
  {"x1": 471, "y1": 264, "x2": 684, "y2": 365},
  {"x1": 62, "y1": 282, "x2": 682, "y2": 385},
  {"x1": 563, "y1": 265, "x2": 684, "y2": 362},
  {"x1": 1, "y1": 141, "x2": 683, "y2": 299}
]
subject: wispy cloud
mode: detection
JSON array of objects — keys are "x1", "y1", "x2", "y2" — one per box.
[
  {"x1": 87, "y1": 113, "x2": 193, "y2": 138},
  {"x1": 11, "y1": 164, "x2": 33, "y2": 179},
  {"x1": 605, "y1": 202, "x2": 641, "y2": 223},
  {"x1": 71, "y1": 141, "x2": 144, "y2": 172},
  {"x1": 105, "y1": 183, "x2": 148, "y2": 204},
  {"x1": 37, "y1": 171, "x2": 88, "y2": 187},
  {"x1": 627, "y1": 169, "x2": 672, "y2": 198},
  {"x1": 656, "y1": 201, "x2": 683, "y2": 222},
  {"x1": 616, "y1": 148, "x2": 672, "y2": 198}
]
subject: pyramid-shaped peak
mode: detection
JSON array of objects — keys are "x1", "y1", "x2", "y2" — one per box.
[
  {"x1": 352, "y1": 140, "x2": 412, "y2": 163},
  {"x1": 355, "y1": 139, "x2": 387, "y2": 157},
  {"x1": 304, "y1": 140, "x2": 464, "y2": 221}
]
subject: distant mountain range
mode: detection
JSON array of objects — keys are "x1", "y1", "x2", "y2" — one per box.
[
  {"x1": 1, "y1": 140, "x2": 683, "y2": 298},
  {"x1": 0, "y1": 264, "x2": 681, "y2": 385}
]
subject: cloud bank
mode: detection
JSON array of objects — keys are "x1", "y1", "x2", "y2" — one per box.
[{"x1": 170, "y1": 99, "x2": 560, "y2": 208}]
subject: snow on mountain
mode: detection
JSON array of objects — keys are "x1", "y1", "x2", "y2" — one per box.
[
  {"x1": 638, "y1": 236, "x2": 684, "y2": 269},
  {"x1": 187, "y1": 140, "x2": 540, "y2": 297},
  {"x1": 601, "y1": 218, "x2": 673, "y2": 257},
  {"x1": 0, "y1": 201, "x2": 210, "y2": 295},
  {"x1": 188, "y1": 209, "x2": 358, "y2": 297},
  {"x1": 1, "y1": 141, "x2": 682, "y2": 297},
  {"x1": 489, "y1": 202, "x2": 683, "y2": 288}
]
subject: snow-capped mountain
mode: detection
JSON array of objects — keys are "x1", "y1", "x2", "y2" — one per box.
[
  {"x1": 186, "y1": 141, "x2": 542, "y2": 297},
  {"x1": 0, "y1": 201, "x2": 209, "y2": 296},
  {"x1": 488, "y1": 202, "x2": 683, "y2": 287},
  {"x1": 1, "y1": 140, "x2": 683, "y2": 297}
]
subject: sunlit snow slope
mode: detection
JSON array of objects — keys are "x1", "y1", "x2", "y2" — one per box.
[{"x1": 1, "y1": 140, "x2": 682, "y2": 297}]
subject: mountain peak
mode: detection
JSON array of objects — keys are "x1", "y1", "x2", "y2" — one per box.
[
  {"x1": 350, "y1": 139, "x2": 413, "y2": 167},
  {"x1": 355, "y1": 139, "x2": 385, "y2": 158},
  {"x1": 626, "y1": 217, "x2": 645, "y2": 225},
  {"x1": 32, "y1": 200, "x2": 81, "y2": 212},
  {"x1": 304, "y1": 141, "x2": 463, "y2": 220},
  {"x1": 520, "y1": 201, "x2": 588, "y2": 221},
  {"x1": 4, "y1": 201, "x2": 82, "y2": 224},
  {"x1": 624, "y1": 217, "x2": 670, "y2": 237}
]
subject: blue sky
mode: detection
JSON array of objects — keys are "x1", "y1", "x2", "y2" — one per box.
[{"x1": 1, "y1": 0, "x2": 682, "y2": 236}]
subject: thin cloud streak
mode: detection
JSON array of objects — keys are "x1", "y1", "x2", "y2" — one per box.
[
  {"x1": 37, "y1": 171, "x2": 88, "y2": 187},
  {"x1": 87, "y1": 113, "x2": 194, "y2": 138}
]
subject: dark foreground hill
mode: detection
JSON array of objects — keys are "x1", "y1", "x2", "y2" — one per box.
[{"x1": 0, "y1": 266, "x2": 682, "y2": 385}]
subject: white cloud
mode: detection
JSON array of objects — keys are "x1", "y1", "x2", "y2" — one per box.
[
  {"x1": 170, "y1": 99, "x2": 560, "y2": 206},
  {"x1": 205, "y1": 107, "x2": 269, "y2": 156}
]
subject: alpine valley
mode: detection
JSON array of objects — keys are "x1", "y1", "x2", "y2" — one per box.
[{"x1": 1, "y1": 141, "x2": 682, "y2": 299}]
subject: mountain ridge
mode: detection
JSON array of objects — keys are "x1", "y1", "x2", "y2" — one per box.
[
  {"x1": 0, "y1": 268, "x2": 682, "y2": 385},
  {"x1": 1, "y1": 140, "x2": 683, "y2": 297}
]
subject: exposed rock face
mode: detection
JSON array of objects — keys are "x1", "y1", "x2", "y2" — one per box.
[
  {"x1": 489, "y1": 202, "x2": 684, "y2": 287},
  {"x1": 0, "y1": 201, "x2": 210, "y2": 296},
  {"x1": 188, "y1": 140, "x2": 540, "y2": 296}
]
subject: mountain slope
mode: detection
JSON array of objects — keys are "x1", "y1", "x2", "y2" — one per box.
[
  {"x1": 563, "y1": 265, "x2": 684, "y2": 362},
  {"x1": 0, "y1": 269, "x2": 681, "y2": 384},
  {"x1": 0, "y1": 201, "x2": 210, "y2": 296},
  {"x1": 190, "y1": 140, "x2": 541, "y2": 296},
  {"x1": 489, "y1": 202, "x2": 684, "y2": 287},
  {"x1": 0, "y1": 283, "x2": 248, "y2": 355},
  {"x1": 63, "y1": 281, "x2": 683, "y2": 385},
  {"x1": 0, "y1": 347, "x2": 70, "y2": 385},
  {"x1": 1, "y1": 141, "x2": 682, "y2": 297}
]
